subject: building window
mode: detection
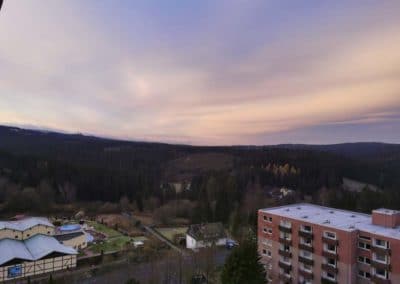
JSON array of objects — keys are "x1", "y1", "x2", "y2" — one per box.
[
  {"x1": 264, "y1": 215, "x2": 272, "y2": 222},
  {"x1": 282, "y1": 256, "x2": 290, "y2": 263},
  {"x1": 301, "y1": 237, "x2": 312, "y2": 246},
  {"x1": 324, "y1": 231, "x2": 336, "y2": 239},
  {"x1": 325, "y1": 271, "x2": 336, "y2": 280},
  {"x1": 358, "y1": 270, "x2": 371, "y2": 279},
  {"x1": 302, "y1": 263, "x2": 312, "y2": 272},
  {"x1": 301, "y1": 250, "x2": 312, "y2": 259},
  {"x1": 358, "y1": 256, "x2": 371, "y2": 265},
  {"x1": 47, "y1": 231, "x2": 51, "y2": 234},
  {"x1": 325, "y1": 243, "x2": 336, "y2": 253},
  {"x1": 301, "y1": 225, "x2": 312, "y2": 232},
  {"x1": 27, "y1": 234, "x2": 30, "y2": 237},
  {"x1": 280, "y1": 220, "x2": 291, "y2": 228},
  {"x1": 15, "y1": 235, "x2": 18, "y2": 239},
  {"x1": 280, "y1": 232, "x2": 291, "y2": 239},
  {"x1": 327, "y1": 258, "x2": 336, "y2": 267},
  {"x1": 358, "y1": 241, "x2": 371, "y2": 250},
  {"x1": 374, "y1": 253, "x2": 387, "y2": 263},
  {"x1": 263, "y1": 227, "x2": 272, "y2": 234},
  {"x1": 359, "y1": 235, "x2": 371, "y2": 241},
  {"x1": 375, "y1": 268, "x2": 388, "y2": 279},
  {"x1": 374, "y1": 239, "x2": 388, "y2": 248}
]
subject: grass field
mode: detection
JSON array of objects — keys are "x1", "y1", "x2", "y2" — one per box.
[
  {"x1": 155, "y1": 227, "x2": 188, "y2": 242},
  {"x1": 87, "y1": 221, "x2": 121, "y2": 238},
  {"x1": 89, "y1": 235, "x2": 131, "y2": 253}
]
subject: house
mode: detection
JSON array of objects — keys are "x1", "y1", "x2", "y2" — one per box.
[
  {"x1": 0, "y1": 217, "x2": 77, "y2": 282},
  {"x1": 186, "y1": 222, "x2": 227, "y2": 249}
]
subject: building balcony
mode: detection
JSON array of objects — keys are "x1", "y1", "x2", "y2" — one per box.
[
  {"x1": 371, "y1": 260, "x2": 391, "y2": 271},
  {"x1": 278, "y1": 249, "x2": 292, "y2": 258},
  {"x1": 298, "y1": 268, "x2": 313, "y2": 280},
  {"x1": 321, "y1": 276, "x2": 337, "y2": 284},
  {"x1": 371, "y1": 275, "x2": 391, "y2": 284},
  {"x1": 371, "y1": 245, "x2": 391, "y2": 255},
  {"x1": 279, "y1": 225, "x2": 292, "y2": 233},
  {"x1": 298, "y1": 255, "x2": 314, "y2": 265},
  {"x1": 322, "y1": 236, "x2": 339, "y2": 246},
  {"x1": 279, "y1": 273, "x2": 292, "y2": 282},
  {"x1": 279, "y1": 237, "x2": 292, "y2": 246},
  {"x1": 321, "y1": 263, "x2": 338, "y2": 274},
  {"x1": 278, "y1": 260, "x2": 292, "y2": 271},
  {"x1": 299, "y1": 243, "x2": 314, "y2": 252},
  {"x1": 322, "y1": 250, "x2": 339, "y2": 260},
  {"x1": 299, "y1": 230, "x2": 313, "y2": 238}
]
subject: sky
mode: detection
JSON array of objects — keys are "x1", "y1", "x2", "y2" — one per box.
[{"x1": 0, "y1": 1, "x2": 399, "y2": 145}]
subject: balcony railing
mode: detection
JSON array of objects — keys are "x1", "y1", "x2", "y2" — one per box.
[
  {"x1": 278, "y1": 249, "x2": 292, "y2": 258},
  {"x1": 371, "y1": 275, "x2": 391, "y2": 284},
  {"x1": 299, "y1": 230, "x2": 313, "y2": 238},
  {"x1": 279, "y1": 225, "x2": 292, "y2": 233},
  {"x1": 298, "y1": 268, "x2": 313, "y2": 280},
  {"x1": 278, "y1": 260, "x2": 292, "y2": 270},
  {"x1": 299, "y1": 243, "x2": 314, "y2": 252},
  {"x1": 279, "y1": 273, "x2": 292, "y2": 282},
  {"x1": 298, "y1": 255, "x2": 314, "y2": 265},
  {"x1": 371, "y1": 260, "x2": 391, "y2": 271},
  {"x1": 321, "y1": 263, "x2": 338, "y2": 274},
  {"x1": 322, "y1": 250, "x2": 339, "y2": 260},
  {"x1": 322, "y1": 236, "x2": 339, "y2": 246},
  {"x1": 321, "y1": 276, "x2": 337, "y2": 284},
  {"x1": 371, "y1": 245, "x2": 391, "y2": 255},
  {"x1": 279, "y1": 237, "x2": 292, "y2": 246}
]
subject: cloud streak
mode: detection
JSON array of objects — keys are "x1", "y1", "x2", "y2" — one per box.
[{"x1": 0, "y1": 0, "x2": 399, "y2": 145}]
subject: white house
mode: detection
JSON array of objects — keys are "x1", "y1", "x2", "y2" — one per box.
[{"x1": 186, "y1": 222, "x2": 227, "y2": 250}]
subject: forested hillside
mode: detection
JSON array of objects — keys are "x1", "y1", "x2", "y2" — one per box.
[{"x1": 0, "y1": 125, "x2": 399, "y2": 231}]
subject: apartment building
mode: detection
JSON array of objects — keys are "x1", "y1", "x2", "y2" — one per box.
[{"x1": 258, "y1": 203, "x2": 400, "y2": 284}]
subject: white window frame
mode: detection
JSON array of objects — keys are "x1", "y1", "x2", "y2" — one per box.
[
  {"x1": 374, "y1": 238, "x2": 388, "y2": 249},
  {"x1": 358, "y1": 241, "x2": 371, "y2": 251},
  {"x1": 324, "y1": 231, "x2": 336, "y2": 239},
  {"x1": 373, "y1": 253, "x2": 387, "y2": 264},
  {"x1": 301, "y1": 224, "x2": 312, "y2": 232},
  {"x1": 374, "y1": 268, "x2": 388, "y2": 279}
]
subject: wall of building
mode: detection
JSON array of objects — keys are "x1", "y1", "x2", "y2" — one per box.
[
  {"x1": 186, "y1": 234, "x2": 226, "y2": 249},
  {"x1": 0, "y1": 254, "x2": 76, "y2": 282},
  {"x1": 0, "y1": 225, "x2": 54, "y2": 241},
  {"x1": 59, "y1": 234, "x2": 87, "y2": 250},
  {"x1": 258, "y1": 208, "x2": 400, "y2": 284}
]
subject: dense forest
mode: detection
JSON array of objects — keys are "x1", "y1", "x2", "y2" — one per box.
[{"x1": 0, "y1": 125, "x2": 400, "y2": 233}]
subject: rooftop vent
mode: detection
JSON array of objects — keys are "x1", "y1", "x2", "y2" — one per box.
[
  {"x1": 297, "y1": 207, "x2": 302, "y2": 210},
  {"x1": 350, "y1": 215, "x2": 356, "y2": 218},
  {"x1": 301, "y1": 215, "x2": 308, "y2": 219},
  {"x1": 329, "y1": 211, "x2": 334, "y2": 214},
  {"x1": 349, "y1": 225, "x2": 355, "y2": 229},
  {"x1": 323, "y1": 220, "x2": 330, "y2": 224},
  {"x1": 285, "y1": 208, "x2": 290, "y2": 212}
]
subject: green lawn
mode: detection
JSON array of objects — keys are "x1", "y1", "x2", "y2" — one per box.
[
  {"x1": 87, "y1": 221, "x2": 121, "y2": 238},
  {"x1": 155, "y1": 227, "x2": 188, "y2": 242},
  {"x1": 89, "y1": 236, "x2": 132, "y2": 253}
]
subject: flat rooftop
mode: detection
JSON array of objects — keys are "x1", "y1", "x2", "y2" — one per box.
[{"x1": 260, "y1": 203, "x2": 400, "y2": 240}]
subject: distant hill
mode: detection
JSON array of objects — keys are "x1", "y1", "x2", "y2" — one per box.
[{"x1": 0, "y1": 124, "x2": 399, "y2": 206}]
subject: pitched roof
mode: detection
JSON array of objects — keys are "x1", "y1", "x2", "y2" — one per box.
[
  {"x1": 0, "y1": 235, "x2": 77, "y2": 266},
  {"x1": 0, "y1": 217, "x2": 54, "y2": 231},
  {"x1": 187, "y1": 223, "x2": 226, "y2": 241}
]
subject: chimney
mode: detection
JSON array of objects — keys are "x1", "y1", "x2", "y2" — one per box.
[{"x1": 372, "y1": 208, "x2": 400, "y2": 228}]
